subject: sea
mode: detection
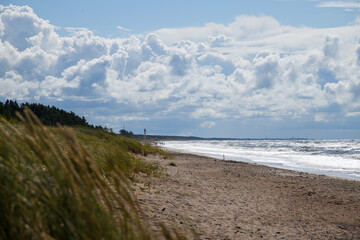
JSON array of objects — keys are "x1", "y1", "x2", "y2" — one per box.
[{"x1": 164, "y1": 139, "x2": 360, "y2": 181}]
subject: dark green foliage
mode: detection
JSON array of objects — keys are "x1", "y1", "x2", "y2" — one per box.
[
  {"x1": 120, "y1": 129, "x2": 134, "y2": 136},
  {"x1": 169, "y1": 162, "x2": 177, "y2": 167},
  {"x1": 0, "y1": 99, "x2": 103, "y2": 129}
]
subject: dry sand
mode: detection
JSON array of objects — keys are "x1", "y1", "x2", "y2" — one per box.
[{"x1": 134, "y1": 150, "x2": 360, "y2": 239}]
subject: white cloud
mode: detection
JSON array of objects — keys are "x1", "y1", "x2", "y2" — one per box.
[
  {"x1": 197, "y1": 53, "x2": 236, "y2": 75},
  {"x1": 0, "y1": 4, "x2": 360, "y2": 131},
  {"x1": 323, "y1": 35, "x2": 340, "y2": 58},
  {"x1": 119, "y1": 115, "x2": 149, "y2": 121},
  {"x1": 170, "y1": 52, "x2": 193, "y2": 76},
  {"x1": 191, "y1": 108, "x2": 228, "y2": 119},
  {"x1": 0, "y1": 71, "x2": 38, "y2": 99},
  {"x1": 209, "y1": 35, "x2": 234, "y2": 47},
  {"x1": 314, "y1": 113, "x2": 329, "y2": 122},
  {"x1": 116, "y1": 25, "x2": 131, "y2": 32},
  {"x1": 317, "y1": 1, "x2": 360, "y2": 9},
  {"x1": 253, "y1": 51, "x2": 280, "y2": 89},
  {"x1": 346, "y1": 111, "x2": 360, "y2": 117},
  {"x1": 0, "y1": 5, "x2": 60, "y2": 52},
  {"x1": 155, "y1": 15, "x2": 293, "y2": 45},
  {"x1": 200, "y1": 121, "x2": 216, "y2": 128},
  {"x1": 64, "y1": 27, "x2": 90, "y2": 34}
]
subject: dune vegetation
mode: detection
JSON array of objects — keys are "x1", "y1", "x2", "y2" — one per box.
[{"x1": 0, "y1": 108, "x2": 183, "y2": 240}]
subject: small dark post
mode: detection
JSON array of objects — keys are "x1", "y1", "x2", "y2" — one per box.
[{"x1": 144, "y1": 128, "x2": 147, "y2": 142}]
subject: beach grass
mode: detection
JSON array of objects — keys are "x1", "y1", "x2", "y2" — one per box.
[
  {"x1": 0, "y1": 108, "x2": 184, "y2": 240},
  {"x1": 169, "y1": 162, "x2": 177, "y2": 167},
  {"x1": 72, "y1": 127, "x2": 167, "y2": 180}
]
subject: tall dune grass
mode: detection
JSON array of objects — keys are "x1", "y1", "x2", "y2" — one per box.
[
  {"x1": 73, "y1": 127, "x2": 170, "y2": 181},
  {"x1": 0, "y1": 108, "x2": 183, "y2": 240}
]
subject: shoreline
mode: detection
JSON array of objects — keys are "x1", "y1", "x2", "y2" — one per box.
[
  {"x1": 165, "y1": 149, "x2": 360, "y2": 184},
  {"x1": 135, "y1": 150, "x2": 360, "y2": 239},
  {"x1": 161, "y1": 146, "x2": 360, "y2": 182}
]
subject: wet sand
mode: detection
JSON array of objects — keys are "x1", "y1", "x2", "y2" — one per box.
[{"x1": 135, "y1": 151, "x2": 360, "y2": 239}]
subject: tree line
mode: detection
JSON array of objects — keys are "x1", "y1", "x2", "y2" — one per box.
[{"x1": 0, "y1": 99, "x2": 104, "y2": 129}]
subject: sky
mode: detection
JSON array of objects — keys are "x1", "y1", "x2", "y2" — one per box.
[{"x1": 0, "y1": 1, "x2": 360, "y2": 138}]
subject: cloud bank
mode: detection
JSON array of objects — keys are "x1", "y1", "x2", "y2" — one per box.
[
  {"x1": 317, "y1": 1, "x2": 360, "y2": 9},
  {"x1": 1, "y1": 5, "x2": 360, "y2": 136}
]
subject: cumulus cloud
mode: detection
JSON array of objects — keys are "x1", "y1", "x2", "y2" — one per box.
[
  {"x1": 197, "y1": 53, "x2": 236, "y2": 75},
  {"x1": 0, "y1": 71, "x2": 38, "y2": 99},
  {"x1": 155, "y1": 15, "x2": 291, "y2": 45},
  {"x1": 209, "y1": 35, "x2": 234, "y2": 47},
  {"x1": 323, "y1": 35, "x2": 340, "y2": 58},
  {"x1": 0, "y1": 4, "x2": 360, "y2": 132},
  {"x1": 253, "y1": 51, "x2": 279, "y2": 89},
  {"x1": 170, "y1": 52, "x2": 193, "y2": 76}
]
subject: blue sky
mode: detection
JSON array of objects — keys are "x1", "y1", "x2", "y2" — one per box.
[
  {"x1": 2, "y1": 0, "x2": 359, "y2": 35},
  {"x1": 1, "y1": 1, "x2": 360, "y2": 138}
]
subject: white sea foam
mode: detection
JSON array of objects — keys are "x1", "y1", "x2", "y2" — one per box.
[{"x1": 164, "y1": 139, "x2": 360, "y2": 180}]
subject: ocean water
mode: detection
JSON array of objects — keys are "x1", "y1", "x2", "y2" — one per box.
[{"x1": 164, "y1": 139, "x2": 360, "y2": 180}]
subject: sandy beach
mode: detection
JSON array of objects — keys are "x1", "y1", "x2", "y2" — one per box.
[{"x1": 135, "y1": 150, "x2": 360, "y2": 239}]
